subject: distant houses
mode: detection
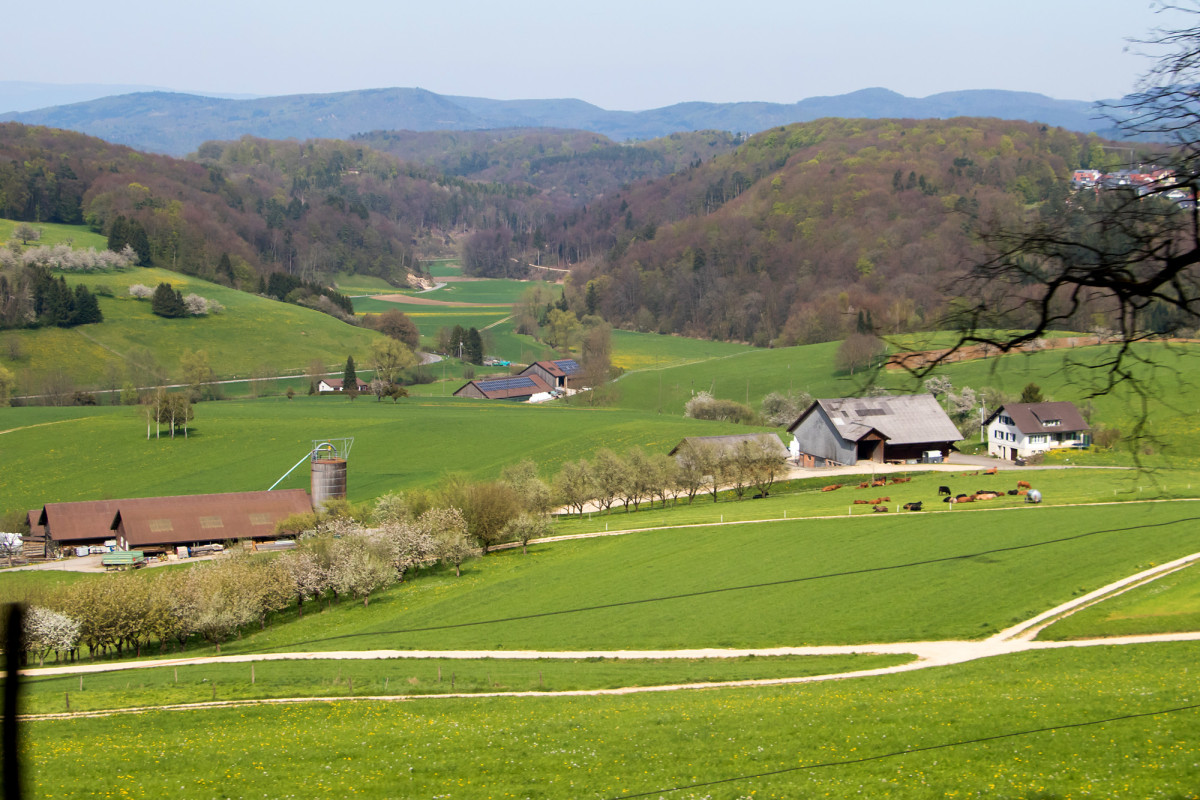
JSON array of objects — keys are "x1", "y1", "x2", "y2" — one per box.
[
  {"x1": 786, "y1": 394, "x2": 962, "y2": 467},
  {"x1": 317, "y1": 377, "x2": 369, "y2": 393},
  {"x1": 984, "y1": 401, "x2": 1089, "y2": 460}
]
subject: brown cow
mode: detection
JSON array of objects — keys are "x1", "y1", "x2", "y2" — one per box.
[
  {"x1": 984, "y1": 467, "x2": 998, "y2": 475},
  {"x1": 1017, "y1": 480, "x2": 1031, "y2": 490},
  {"x1": 872, "y1": 505, "x2": 889, "y2": 512},
  {"x1": 822, "y1": 484, "x2": 843, "y2": 492},
  {"x1": 858, "y1": 482, "x2": 870, "y2": 489},
  {"x1": 854, "y1": 499, "x2": 870, "y2": 505},
  {"x1": 872, "y1": 479, "x2": 887, "y2": 487},
  {"x1": 974, "y1": 491, "x2": 999, "y2": 501}
]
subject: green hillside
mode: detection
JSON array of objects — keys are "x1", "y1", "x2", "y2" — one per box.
[{"x1": 1, "y1": 267, "x2": 384, "y2": 394}]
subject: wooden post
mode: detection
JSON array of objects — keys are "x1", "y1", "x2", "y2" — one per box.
[
  {"x1": 79, "y1": 675, "x2": 83, "y2": 691},
  {"x1": 251, "y1": 665, "x2": 255, "y2": 684},
  {"x1": 384, "y1": 677, "x2": 389, "y2": 691},
  {"x1": 348, "y1": 677, "x2": 353, "y2": 693},
  {"x1": 437, "y1": 666, "x2": 442, "y2": 683},
  {"x1": 174, "y1": 667, "x2": 178, "y2": 683},
  {"x1": 65, "y1": 692, "x2": 69, "y2": 711}
]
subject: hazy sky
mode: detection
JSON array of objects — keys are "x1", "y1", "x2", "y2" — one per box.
[{"x1": 7, "y1": 0, "x2": 1187, "y2": 109}]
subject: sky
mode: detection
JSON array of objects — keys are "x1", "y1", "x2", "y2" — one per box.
[{"x1": 4, "y1": 0, "x2": 1190, "y2": 110}]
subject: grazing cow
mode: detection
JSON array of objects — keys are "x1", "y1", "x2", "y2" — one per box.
[
  {"x1": 938, "y1": 486, "x2": 952, "y2": 496},
  {"x1": 821, "y1": 484, "x2": 843, "y2": 492},
  {"x1": 872, "y1": 505, "x2": 889, "y2": 513},
  {"x1": 854, "y1": 499, "x2": 870, "y2": 505},
  {"x1": 1017, "y1": 480, "x2": 1031, "y2": 490},
  {"x1": 902, "y1": 501, "x2": 923, "y2": 511}
]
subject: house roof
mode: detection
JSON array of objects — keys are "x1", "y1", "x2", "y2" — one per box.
[
  {"x1": 320, "y1": 378, "x2": 368, "y2": 389},
  {"x1": 26, "y1": 509, "x2": 47, "y2": 542},
  {"x1": 454, "y1": 374, "x2": 553, "y2": 400},
  {"x1": 668, "y1": 433, "x2": 789, "y2": 458},
  {"x1": 788, "y1": 394, "x2": 963, "y2": 444},
  {"x1": 985, "y1": 401, "x2": 1089, "y2": 434},
  {"x1": 110, "y1": 489, "x2": 312, "y2": 548}
]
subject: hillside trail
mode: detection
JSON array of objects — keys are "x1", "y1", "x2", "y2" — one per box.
[{"x1": 18, "y1": 550, "x2": 1200, "y2": 720}]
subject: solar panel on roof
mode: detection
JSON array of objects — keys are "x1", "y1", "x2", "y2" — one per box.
[
  {"x1": 478, "y1": 376, "x2": 538, "y2": 392},
  {"x1": 553, "y1": 359, "x2": 580, "y2": 373}
]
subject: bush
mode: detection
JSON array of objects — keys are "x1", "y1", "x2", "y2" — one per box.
[{"x1": 684, "y1": 391, "x2": 758, "y2": 424}]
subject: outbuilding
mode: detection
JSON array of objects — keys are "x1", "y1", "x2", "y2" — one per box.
[
  {"x1": 786, "y1": 394, "x2": 962, "y2": 467},
  {"x1": 453, "y1": 374, "x2": 554, "y2": 401}
]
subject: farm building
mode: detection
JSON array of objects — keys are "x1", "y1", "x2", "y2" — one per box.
[
  {"x1": 33, "y1": 489, "x2": 312, "y2": 556},
  {"x1": 453, "y1": 374, "x2": 554, "y2": 401},
  {"x1": 519, "y1": 359, "x2": 581, "y2": 390},
  {"x1": 668, "y1": 433, "x2": 790, "y2": 460},
  {"x1": 786, "y1": 394, "x2": 962, "y2": 467},
  {"x1": 317, "y1": 378, "x2": 370, "y2": 393},
  {"x1": 984, "y1": 401, "x2": 1090, "y2": 460}
]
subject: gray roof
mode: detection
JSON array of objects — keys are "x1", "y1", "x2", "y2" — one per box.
[
  {"x1": 669, "y1": 433, "x2": 789, "y2": 458},
  {"x1": 987, "y1": 401, "x2": 1089, "y2": 434},
  {"x1": 790, "y1": 394, "x2": 963, "y2": 444}
]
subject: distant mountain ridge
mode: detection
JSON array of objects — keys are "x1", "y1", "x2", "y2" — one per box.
[{"x1": 0, "y1": 85, "x2": 1124, "y2": 156}]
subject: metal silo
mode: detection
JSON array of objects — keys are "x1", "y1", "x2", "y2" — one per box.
[{"x1": 310, "y1": 438, "x2": 353, "y2": 511}]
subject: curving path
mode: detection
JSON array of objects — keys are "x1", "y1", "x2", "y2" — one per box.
[{"x1": 17, "y1": 552, "x2": 1200, "y2": 719}]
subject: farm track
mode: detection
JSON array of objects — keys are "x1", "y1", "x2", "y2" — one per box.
[{"x1": 17, "y1": 549, "x2": 1200, "y2": 720}]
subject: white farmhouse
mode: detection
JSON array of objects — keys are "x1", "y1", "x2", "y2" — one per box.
[{"x1": 984, "y1": 401, "x2": 1090, "y2": 461}]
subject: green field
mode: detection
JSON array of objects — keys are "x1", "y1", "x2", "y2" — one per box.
[
  {"x1": 1, "y1": 267, "x2": 383, "y2": 393},
  {"x1": 17, "y1": 653, "x2": 909, "y2": 713},
  {"x1": 1041, "y1": 561, "x2": 1200, "y2": 640},
  {"x1": 0, "y1": 397, "x2": 729, "y2": 513},
  {"x1": 422, "y1": 259, "x2": 463, "y2": 278},
  {"x1": 72, "y1": 501, "x2": 1191, "y2": 657},
  {"x1": 21, "y1": 643, "x2": 1199, "y2": 799},
  {"x1": 0, "y1": 219, "x2": 108, "y2": 250}
]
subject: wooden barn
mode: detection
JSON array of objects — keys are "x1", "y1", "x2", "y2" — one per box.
[
  {"x1": 786, "y1": 394, "x2": 962, "y2": 467},
  {"x1": 519, "y1": 359, "x2": 581, "y2": 390}
]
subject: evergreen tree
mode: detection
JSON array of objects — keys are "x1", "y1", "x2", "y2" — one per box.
[
  {"x1": 1019, "y1": 383, "x2": 1045, "y2": 404},
  {"x1": 465, "y1": 328, "x2": 484, "y2": 365},
  {"x1": 151, "y1": 283, "x2": 187, "y2": 318},
  {"x1": 217, "y1": 253, "x2": 235, "y2": 285},
  {"x1": 343, "y1": 355, "x2": 359, "y2": 398},
  {"x1": 70, "y1": 285, "x2": 103, "y2": 325}
]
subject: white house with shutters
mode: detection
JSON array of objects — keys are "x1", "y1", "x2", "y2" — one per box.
[{"x1": 984, "y1": 401, "x2": 1090, "y2": 460}]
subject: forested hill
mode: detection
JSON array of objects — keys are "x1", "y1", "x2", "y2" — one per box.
[
  {"x1": 559, "y1": 117, "x2": 1124, "y2": 346},
  {"x1": 0, "y1": 86, "x2": 1118, "y2": 156},
  {"x1": 0, "y1": 124, "x2": 546, "y2": 287},
  {"x1": 352, "y1": 128, "x2": 741, "y2": 204}
]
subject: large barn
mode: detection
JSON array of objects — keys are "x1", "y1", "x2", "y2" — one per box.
[
  {"x1": 453, "y1": 374, "x2": 554, "y2": 401},
  {"x1": 31, "y1": 490, "x2": 313, "y2": 556},
  {"x1": 786, "y1": 394, "x2": 962, "y2": 467},
  {"x1": 519, "y1": 359, "x2": 581, "y2": 390}
]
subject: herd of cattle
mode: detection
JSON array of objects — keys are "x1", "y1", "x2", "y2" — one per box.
[{"x1": 820, "y1": 469, "x2": 1040, "y2": 512}]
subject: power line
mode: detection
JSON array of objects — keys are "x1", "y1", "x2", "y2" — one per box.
[
  {"x1": 256, "y1": 515, "x2": 1197, "y2": 652},
  {"x1": 608, "y1": 702, "x2": 1200, "y2": 799}
]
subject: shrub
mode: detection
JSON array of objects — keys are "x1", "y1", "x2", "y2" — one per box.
[{"x1": 685, "y1": 391, "x2": 758, "y2": 424}]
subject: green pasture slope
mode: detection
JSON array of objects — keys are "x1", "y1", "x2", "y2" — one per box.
[
  {"x1": 0, "y1": 219, "x2": 108, "y2": 249},
  {"x1": 0, "y1": 397, "x2": 732, "y2": 514},
  {"x1": 1042, "y1": 560, "x2": 1200, "y2": 639},
  {"x1": 1, "y1": 266, "x2": 383, "y2": 391},
  {"x1": 21, "y1": 643, "x2": 1199, "y2": 798},
  {"x1": 126, "y1": 501, "x2": 1200, "y2": 656}
]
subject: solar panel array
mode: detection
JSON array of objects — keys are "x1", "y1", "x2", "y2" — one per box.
[
  {"x1": 477, "y1": 376, "x2": 539, "y2": 392},
  {"x1": 554, "y1": 359, "x2": 581, "y2": 374}
]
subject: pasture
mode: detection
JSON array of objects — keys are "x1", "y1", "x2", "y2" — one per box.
[
  {"x1": 0, "y1": 397, "x2": 727, "y2": 514},
  {"x1": 1, "y1": 267, "x2": 382, "y2": 392},
  {"x1": 16, "y1": 653, "x2": 909, "y2": 713},
  {"x1": 1041, "y1": 560, "x2": 1200, "y2": 639},
  {"x1": 118, "y1": 501, "x2": 1200, "y2": 655},
  {"x1": 0, "y1": 219, "x2": 108, "y2": 250},
  {"x1": 20, "y1": 642, "x2": 1199, "y2": 799}
]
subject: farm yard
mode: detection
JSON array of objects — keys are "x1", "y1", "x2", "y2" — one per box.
[{"x1": 3, "y1": 249, "x2": 1200, "y2": 797}]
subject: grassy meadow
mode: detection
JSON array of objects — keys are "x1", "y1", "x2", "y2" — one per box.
[
  {"x1": 1040, "y1": 560, "x2": 1200, "y2": 640},
  {"x1": 0, "y1": 219, "x2": 108, "y2": 249},
  {"x1": 21, "y1": 642, "x2": 1200, "y2": 799}
]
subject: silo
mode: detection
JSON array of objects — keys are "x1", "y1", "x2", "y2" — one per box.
[
  {"x1": 309, "y1": 438, "x2": 353, "y2": 511},
  {"x1": 311, "y1": 458, "x2": 347, "y2": 511}
]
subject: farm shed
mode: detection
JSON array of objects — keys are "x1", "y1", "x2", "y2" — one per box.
[
  {"x1": 37, "y1": 500, "x2": 123, "y2": 554},
  {"x1": 985, "y1": 401, "x2": 1090, "y2": 460},
  {"x1": 519, "y1": 359, "x2": 581, "y2": 390},
  {"x1": 786, "y1": 394, "x2": 962, "y2": 467},
  {"x1": 668, "y1": 433, "x2": 790, "y2": 460},
  {"x1": 453, "y1": 374, "x2": 553, "y2": 401},
  {"x1": 109, "y1": 489, "x2": 313, "y2": 552},
  {"x1": 23, "y1": 509, "x2": 49, "y2": 559}
]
